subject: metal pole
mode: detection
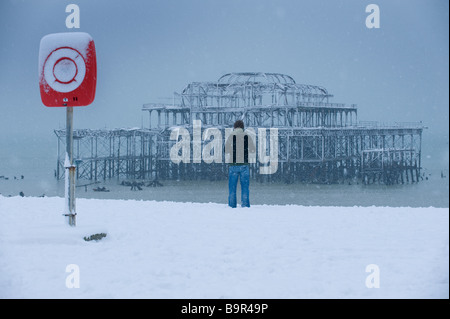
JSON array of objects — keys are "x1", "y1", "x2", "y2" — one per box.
[{"x1": 65, "y1": 106, "x2": 76, "y2": 226}]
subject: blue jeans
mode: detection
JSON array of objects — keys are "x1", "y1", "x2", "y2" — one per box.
[{"x1": 228, "y1": 165, "x2": 250, "y2": 208}]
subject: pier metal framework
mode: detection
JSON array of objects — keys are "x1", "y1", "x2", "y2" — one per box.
[{"x1": 55, "y1": 72, "x2": 425, "y2": 184}]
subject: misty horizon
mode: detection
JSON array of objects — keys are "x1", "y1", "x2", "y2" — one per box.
[{"x1": 0, "y1": 0, "x2": 448, "y2": 168}]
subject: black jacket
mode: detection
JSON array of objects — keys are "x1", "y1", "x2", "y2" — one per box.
[{"x1": 225, "y1": 128, "x2": 256, "y2": 164}]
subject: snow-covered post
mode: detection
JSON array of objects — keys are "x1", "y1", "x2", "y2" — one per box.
[
  {"x1": 65, "y1": 107, "x2": 76, "y2": 226},
  {"x1": 38, "y1": 32, "x2": 97, "y2": 227}
]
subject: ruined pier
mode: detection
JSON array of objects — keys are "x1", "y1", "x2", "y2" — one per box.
[{"x1": 55, "y1": 72, "x2": 424, "y2": 184}]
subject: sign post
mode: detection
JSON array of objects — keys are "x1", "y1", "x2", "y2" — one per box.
[
  {"x1": 39, "y1": 32, "x2": 97, "y2": 226},
  {"x1": 66, "y1": 106, "x2": 76, "y2": 226}
]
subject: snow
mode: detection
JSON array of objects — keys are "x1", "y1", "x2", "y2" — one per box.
[
  {"x1": 0, "y1": 195, "x2": 448, "y2": 299},
  {"x1": 39, "y1": 32, "x2": 92, "y2": 72},
  {"x1": 39, "y1": 32, "x2": 92, "y2": 93}
]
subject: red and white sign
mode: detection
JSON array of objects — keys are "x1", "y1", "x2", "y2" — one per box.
[{"x1": 39, "y1": 32, "x2": 97, "y2": 107}]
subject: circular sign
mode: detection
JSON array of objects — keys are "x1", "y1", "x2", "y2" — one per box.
[
  {"x1": 53, "y1": 57, "x2": 78, "y2": 84},
  {"x1": 43, "y1": 47, "x2": 86, "y2": 93}
]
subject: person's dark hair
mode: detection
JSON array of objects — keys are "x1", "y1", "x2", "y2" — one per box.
[{"x1": 234, "y1": 120, "x2": 244, "y2": 129}]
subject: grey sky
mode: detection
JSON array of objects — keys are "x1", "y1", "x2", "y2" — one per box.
[{"x1": 0, "y1": 0, "x2": 448, "y2": 162}]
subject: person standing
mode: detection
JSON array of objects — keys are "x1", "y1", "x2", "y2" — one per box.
[{"x1": 225, "y1": 120, "x2": 256, "y2": 208}]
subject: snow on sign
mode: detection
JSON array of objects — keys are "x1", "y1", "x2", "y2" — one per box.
[{"x1": 39, "y1": 32, "x2": 96, "y2": 107}]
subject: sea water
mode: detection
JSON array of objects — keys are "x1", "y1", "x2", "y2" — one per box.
[{"x1": 0, "y1": 134, "x2": 448, "y2": 208}]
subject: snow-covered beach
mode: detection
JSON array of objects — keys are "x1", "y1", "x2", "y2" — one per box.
[{"x1": 0, "y1": 195, "x2": 448, "y2": 299}]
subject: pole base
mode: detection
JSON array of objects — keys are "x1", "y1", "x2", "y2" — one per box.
[{"x1": 63, "y1": 213, "x2": 77, "y2": 226}]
